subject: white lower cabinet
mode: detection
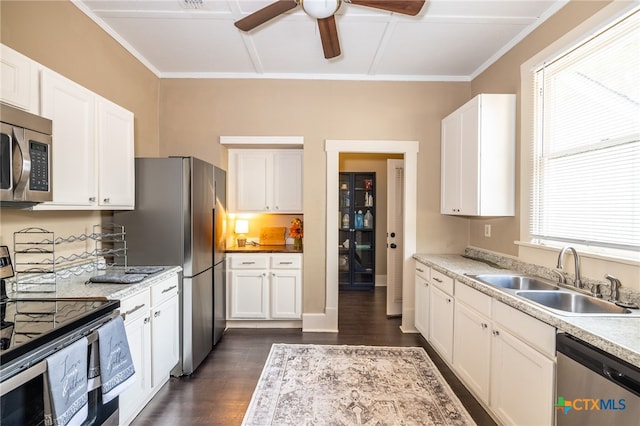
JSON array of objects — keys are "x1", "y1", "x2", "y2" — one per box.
[
  {"x1": 413, "y1": 263, "x2": 430, "y2": 338},
  {"x1": 118, "y1": 273, "x2": 179, "y2": 425},
  {"x1": 451, "y1": 281, "x2": 556, "y2": 426},
  {"x1": 227, "y1": 253, "x2": 302, "y2": 322},
  {"x1": 428, "y1": 270, "x2": 455, "y2": 364}
]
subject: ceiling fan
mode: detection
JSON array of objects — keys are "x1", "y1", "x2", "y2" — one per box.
[{"x1": 234, "y1": 0, "x2": 426, "y2": 59}]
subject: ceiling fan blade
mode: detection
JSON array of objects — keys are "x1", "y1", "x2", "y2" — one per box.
[
  {"x1": 347, "y1": 0, "x2": 425, "y2": 16},
  {"x1": 317, "y1": 16, "x2": 341, "y2": 59},
  {"x1": 234, "y1": 0, "x2": 299, "y2": 31}
]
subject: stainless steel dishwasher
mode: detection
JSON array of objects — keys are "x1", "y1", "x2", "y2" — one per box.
[{"x1": 556, "y1": 333, "x2": 640, "y2": 426}]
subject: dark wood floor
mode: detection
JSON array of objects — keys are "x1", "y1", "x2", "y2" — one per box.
[{"x1": 131, "y1": 288, "x2": 496, "y2": 425}]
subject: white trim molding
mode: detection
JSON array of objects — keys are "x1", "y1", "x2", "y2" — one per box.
[{"x1": 309, "y1": 139, "x2": 419, "y2": 333}]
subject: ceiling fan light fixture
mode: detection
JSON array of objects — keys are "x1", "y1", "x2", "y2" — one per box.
[{"x1": 301, "y1": 0, "x2": 342, "y2": 19}]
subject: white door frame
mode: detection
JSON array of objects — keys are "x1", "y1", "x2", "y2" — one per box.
[{"x1": 303, "y1": 140, "x2": 418, "y2": 333}]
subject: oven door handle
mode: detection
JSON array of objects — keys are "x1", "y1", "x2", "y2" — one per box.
[{"x1": 0, "y1": 359, "x2": 46, "y2": 397}]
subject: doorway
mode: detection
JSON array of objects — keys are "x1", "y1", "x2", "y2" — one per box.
[{"x1": 317, "y1": 140, "x2": 418, "y2": 333}]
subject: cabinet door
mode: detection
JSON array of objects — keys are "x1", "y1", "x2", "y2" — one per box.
[
  {"x1": 234, "y1": 151, "x2": 270, "y2": 212},
  {"x1": 270, "y1": 270, "x2": 301, "y2": 319},
  {"x1": 272, "y1": 151, "x2": 303, "y2": 213},
  {"x1": 97, "y1": 96, "x2": 135, "y2": 209},
  {"x1": 453, "y1": 302, "x2": 491, "y2": 404},
  {"x1": 120, "y1": 312, "x2": 151, "y2": 425},
  {"x1": 414, "y1": 274, "x2": 430, "y2": 337},
  {"x1": 228, "y1": 270, "x2": 269, "y2": 319},
  {"x1": 440, "y1": 112, "x2": 461, "y2": 214},
  {"x1": 151, "y1": 294, "x2": 180, "y2": 388},
  {"x1": 0, "y1": 44, "x2": 33, "y2": 111},
  {"x1": 490, "y1": 326, "x2": 555, "y2": 426},
  {"x1": 39, "y1": 70, "x2": 96, "y2": 207},
  {"x1": 458, "y1": 98, "x2": 481, "y2": 215},
  {"x1": 428, "y1": 285, "x2": 454, "y2": 364}
]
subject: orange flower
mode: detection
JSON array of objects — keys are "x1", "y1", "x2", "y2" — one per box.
[{"x1": 290, "y1": 218, "x2": 303, "y2": 239}]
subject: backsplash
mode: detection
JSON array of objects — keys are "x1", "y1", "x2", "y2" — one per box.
[{"x1": 465, "y1": 247, "x2": 640, "y2": 306}]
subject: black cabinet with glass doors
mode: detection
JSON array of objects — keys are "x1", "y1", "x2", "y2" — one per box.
[{"x1": 338, "y1": 172, "x2": 376, "y2": 290}]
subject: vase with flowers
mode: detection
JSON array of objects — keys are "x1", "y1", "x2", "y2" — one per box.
[{"x1": 290, "y1": 218, "x2": 303, "y2": 250}]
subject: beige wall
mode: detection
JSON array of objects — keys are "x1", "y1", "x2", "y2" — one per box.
[
  {"x1": 0, "y1": 0, "x2": 159, "y2": 250},
  {"x1": 468, "y1": 0, "x2": 612, "y2": 255},
  {"x1": 1, "y1": 0, "x2": 620, "y2": 312},
  {"x1": 160, "y1": 79, "x2": 471, "y2": 311}
]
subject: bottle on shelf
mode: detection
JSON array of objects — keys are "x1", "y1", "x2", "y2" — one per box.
[
  {"x1": 364, "y1": 210, "x2": 373, "y2": 228},
  {"x1": 355, "y1": 210, "x2": 364, "y2": 229},
  {"x1": 342, "y1": 213, "x2": 350, "y2": 229},
  {"x1": 368, "y1": 193, "x2": 373, "y2": 206},
  {"x1": 364, "y1": 191, "x2": 370, "y2": 207}
]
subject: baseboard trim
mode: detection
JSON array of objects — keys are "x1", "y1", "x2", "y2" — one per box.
[{"x1": 302, "y1": 308, "x2": 338, "y2": 333}]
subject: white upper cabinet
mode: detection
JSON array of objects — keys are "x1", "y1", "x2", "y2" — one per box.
[
  {"x1": 36, "y1": 68, "x2": 134, "y2": 210},
  {"x1": 0, "y1": 44, "x2": 38, "y2": 113},
  {"x1": 440, "y1": 94, "x2": 516, "y2": 216},
  {"x1": 39, "y1": 70, "x2": 96, "y2": 207},
  {"x1": 97, "y1": 97, "x2": 135, "y2": 208},
  {"x1": 229, "y1": 149, "x2": 303, "y2": 213}
]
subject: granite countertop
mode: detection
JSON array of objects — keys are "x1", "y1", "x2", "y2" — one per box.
[
  {"x1": 413, "y1": 253, "x2": 640, "y2": 367},
  {"x1": 226, "y1": 244, "x2": 302, "y2": 253},
  {"x1": 7, "y1": 265, "x2": 183, "y2": 301}
]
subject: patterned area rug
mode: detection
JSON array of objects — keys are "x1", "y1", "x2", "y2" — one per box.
[{"x1": 242, "y1": 344, "x2": 476, "y2": 425}]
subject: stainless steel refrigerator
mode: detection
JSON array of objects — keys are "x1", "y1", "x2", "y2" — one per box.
[{"x1": 114, "y1": 157, "x2": 226, "y2": 376}]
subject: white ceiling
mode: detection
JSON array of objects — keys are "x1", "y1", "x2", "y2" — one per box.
[{"x1": 73, "y1": 0, "x2": 568, "y2": 81}]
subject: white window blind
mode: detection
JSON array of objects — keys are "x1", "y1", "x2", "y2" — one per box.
[{"x1": 531, "y1": 8, "x2": 640, "y2": 253}]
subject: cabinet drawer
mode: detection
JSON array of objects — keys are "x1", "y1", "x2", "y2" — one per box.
[
  {"x1": 493, "y1": 301, "x2": 556, "y2": 357},
  {"x1": 270, "y1": 254, "x2": 301, "y2": 269},
  {"x1": 151, "y1": 274, "x2": 179, "y2": 306},
  {"x1": 414, "y1": 263, "x2": 430, "y2": 281},
  {"x1": 229, "y1": 255, "x2": 269, "y2": 269},
  {"x1": 456, "y1": 283, "x2": 491, "y2": 318},
  {"x1": 120, "y1": 289, "x2": 150, "y2": 323},
  {"x1": 431, "y1": 269, "x2": 454, "y2": 295}
]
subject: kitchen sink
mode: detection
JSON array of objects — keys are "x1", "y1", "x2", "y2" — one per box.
[
  {"x1": 466, "y1": 274, "x2": 559, "y2": 291},
  {"x1": 515, "y1": 290, "x2": 636, "y2": 316}
]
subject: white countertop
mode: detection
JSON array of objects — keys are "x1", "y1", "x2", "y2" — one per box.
[{"x1": 413, "y1": 253, "x2": 640, "y2": 367}]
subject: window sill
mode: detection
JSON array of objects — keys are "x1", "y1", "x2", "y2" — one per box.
[{"x1": 515, "y1": 240, "x2": 640, "y2": 267}]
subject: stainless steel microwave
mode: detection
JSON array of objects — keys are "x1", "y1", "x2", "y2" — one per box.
[{"x1": 0, "y1": 103, "x2": 52, "y2": 207}]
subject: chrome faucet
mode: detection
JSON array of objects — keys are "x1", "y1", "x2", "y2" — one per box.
[
  {"x1": 556, "y1": 246, "x2": 582, "y2": 289},
  {"x1": 604, "y1": 274, "x2": 621, "y2": 302}
]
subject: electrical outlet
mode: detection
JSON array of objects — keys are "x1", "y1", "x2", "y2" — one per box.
[{"x1": 484, "y1": 224, "x2": 492, "y2": 237}]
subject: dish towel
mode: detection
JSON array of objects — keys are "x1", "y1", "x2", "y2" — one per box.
[
  {"x1": 43, "y1": 337, "x2": 89, "y2": 426},
  {"x1": 97, "y1": 316, "x2": 136, "y2": 403}
]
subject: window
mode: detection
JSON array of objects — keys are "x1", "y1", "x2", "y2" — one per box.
[{"x1": 530, "y1": 8, "x2": 640, "y2": 257}]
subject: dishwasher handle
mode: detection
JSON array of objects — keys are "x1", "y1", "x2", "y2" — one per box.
[
  {"x1": 603, "y1": 365, "x2": 640, "y2": 395},
  {"x1": 557, "y1": 333, "x2": 640, "y2": 397}
]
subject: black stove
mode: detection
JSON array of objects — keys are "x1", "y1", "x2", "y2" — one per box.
[{"x1": 0, "y1": 298, "x2": 120, "y2": 382}]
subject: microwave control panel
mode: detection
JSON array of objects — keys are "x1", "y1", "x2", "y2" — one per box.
[{"x1": 29, "y1": 140, "x2": 49, "y2": 191}]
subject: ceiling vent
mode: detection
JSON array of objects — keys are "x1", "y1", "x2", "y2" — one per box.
[{"x1": 179, "y1": 0, "x2": 204, "y2": 10}]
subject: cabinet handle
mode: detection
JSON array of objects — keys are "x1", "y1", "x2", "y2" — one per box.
[
  {"x1": 272, "y1": 272, "x2": 276, "y2": 277},
  {"x1": 122, "y1": 303, "x2": 145, "y2": 321},
  {"x1": 144, "y1": 317, "x2": 150, "y2": 324},
  {"x1": 481, "y1": 323, "x2": 488, "y2": 329},
  {"x1": 275, "y1": 206, "x2": 279, "y2": 210},
  {"x1": 492, "y1": 330, "x2": 500, "y2": 336},
  {"x1": 265, "y1": 206, "x2": 270, "y2": 210},
  {"x1": 161, "y1": 285, "x2": 177, "y2": 294},
  {"x1": 446, "y1": 298, "x2": 452, "y2": 303},
  {"x1": 433, "y1": 277, "x2": 443, "y2": 283},
  {"x1": 154, "y1": 310, "x2": 161, "y2": 318},
  {"x1": 425, "y1": 283, "x2": 429, "y2": 287},
  {"x1": 416, "y1": 268, "x2": 424, "y2": 273},
  {"x1": 279, "y1": 262, "x2": 293, "y2": 265},
  {"x1": 242, "y1": 261, "x2": 256, "y2": 265},
  {"x1": 89, "y1": 197, "x2": 96, "y2": 202},
  {"x1": 103, "y1": 198, "x2": 110, "y2": 203}
]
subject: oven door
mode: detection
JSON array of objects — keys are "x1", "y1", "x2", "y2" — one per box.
[{"x1": 0, "y1": 355, "x2": 119, "y2": 426}]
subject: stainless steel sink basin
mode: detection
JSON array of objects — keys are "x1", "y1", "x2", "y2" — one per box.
[
  {"x1": 515, "y1": 290, "x2": 633, "y2": 315},
  {"x1": 466, "y1": 274, "x2": 559, "y2": 291}
]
